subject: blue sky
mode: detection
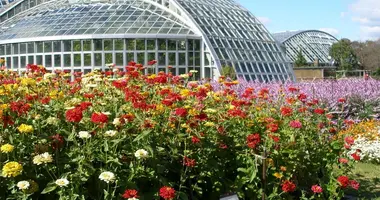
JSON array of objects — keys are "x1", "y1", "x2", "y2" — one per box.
[{"x1": 238, "y1": 0, "x2": 380, "y2": 41}]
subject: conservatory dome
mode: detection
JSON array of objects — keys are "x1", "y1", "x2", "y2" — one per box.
[
  {"x1": 0, "y1": 0, "x2": 295, "y2": 82},
  {"x1": 272, "y1": 30, "x2": 338, "y2": 66}
]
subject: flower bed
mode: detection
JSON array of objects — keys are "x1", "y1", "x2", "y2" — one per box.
[
  {"x1": 339, "y1": 120, "x2": 380, "y2": 163},
  {"x1": 225, "y1": 78, "x2": 380, "y2": 120},
  {"x1": 0, "y1": 65, "x2": 359, "y2": 199}
]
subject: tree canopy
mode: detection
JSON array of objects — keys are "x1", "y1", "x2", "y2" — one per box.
[
  {"x1": 294, "y1": 49, "x2": 308, "y2": 67},
  {"x1": 329, "y1": 39, "x2": 359, "y2": 70}
]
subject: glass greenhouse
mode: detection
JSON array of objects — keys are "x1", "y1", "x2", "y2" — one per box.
[
  {"x1": 0, "y1": 0, "x2": 295, "y2": 81},
  {"x1": 272, "y1": 30, "x2": 338, "y2": 66}
]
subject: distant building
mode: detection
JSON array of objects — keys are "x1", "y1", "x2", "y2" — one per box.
[
  {"x1": 0, "y1": 0, "x2": 295, "y2": 82},
  {"x1": 272, "y1": 30, "x2": 338, "y2": 66}
]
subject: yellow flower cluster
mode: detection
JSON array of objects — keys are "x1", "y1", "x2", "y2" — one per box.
[
  {"x1": 17, "y1": 124, "x2": 34, "y2": 134},
  {"x1": 2, "y1": 161, "x2": 23, "y2": 177},
  {"x1": 1, "y1": 144, "x2": 14, "y2": 153},
  {"x1": 338, "y1": 120, "x2": 380, "y2": 141}
]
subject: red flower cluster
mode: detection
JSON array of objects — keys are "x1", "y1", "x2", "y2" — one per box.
[
  {"x1": 65, "y1": 107, "x2": 83, "y2": 123},
  {"x1": 345, "y1": 136, "x2": 355, "y2": 145},
  {"x1": 351, "y1": 152, "x2": 361, "y2": 161},
  {"x1": 10, "y1": 101, "x2": 31, "y2": 116},
  {"x1": 122, "y1": 189, "x2": 139, "y2": 199},
  {"x1": 266, "y1": 123, "x2": 279, "y2": 133},
  {"x1": 313, "y1": 108, "x2": 325, "y2": 115},
  {"x1": 311, "y1": 185, "x2": 323, "y2": 193},
  {"x1": 338, "y1": 98, "x2": 346, "y2": 103},
  {"x1": 191, "y1": 136, "x2": 201, "y2": 144},
  {"x1": 159, "y1": 186, "x2": 176, "y2": 200},
  {"x1": 227, "y1": 108, "x2": 246, "y2": 118},
  {"x1": 289, "y1": 120, "x2": 302, "y2": 129},
  {"x1": 338, "y1": 158, "x2": 349, "y2": 164},
  {"x1": 246, "y1": 133, "x2": 261, "y2": 149},
  {"x1": 183, "y1": 156, "x2": 196, "y2": 167},
  {"x1": 337, "y1": 176, "x2": 350, "y2": 188},
  {"x1": 281, "y1": 180, "x2": 296, "y2": 193},
  {"x1": 280, "y1": 106, "x2": 293, "y2": 117},
  {"x1": 350, "y1": 180, "x2": 360, "y2": 190},
  {"x1": 174, "y1": 108, "x2": 187, "y2": 118},
  {"x1": 91, "y1": 112, "x2": 108, "y2": 124},
  {"x1": 337, "y1": 176, "x2": 360, "y2": 190},
  {"x1": 147, "y1": 60, "x2": 157, "y2": 65}
]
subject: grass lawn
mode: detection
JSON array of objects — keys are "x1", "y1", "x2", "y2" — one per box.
[{"x1": 345, "y1": 162, "x2": 380, "y2": 199}]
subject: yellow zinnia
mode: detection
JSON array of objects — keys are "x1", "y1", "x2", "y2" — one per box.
[
  {"x1": 17, "y1": 124, "x2": 34, "y2": 134},
  {"x1": 273, "y1": 172, "x2": 283, "y2": 179},
  {"x1": 1, "y1": 144, "x2": 14, "y2": 153},
  {"x1": 2, "y1": 161, "x2": 23, "y2": 177}
]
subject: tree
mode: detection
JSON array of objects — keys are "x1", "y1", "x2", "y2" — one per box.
[
  {"x1": 221, "y1": 65, "x2": 236, "y2": 79},
  {"x1": 351, "y1": 40, "x2": 380, "y2": 72},
  {"x1": 329, "y1": 39, "x2": 359, "y2": 70},
  {"x1": 294, "y1": 49, "x2": 307, "y2": 67}
]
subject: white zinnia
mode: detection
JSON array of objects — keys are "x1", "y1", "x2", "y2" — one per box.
[
  {"x1": 105, "y1": 130, "x2": 117, "y2": 137},
  {"x1": 33, "y1": 152, "x2": 53, "y2": 165},
  {"x1": 99, "y1": 171, "x2": 115, "y2": 183},
  {"x1": 113, "y1": 118, "x2": 121, "y2": 126},
  {"x1": 17, "y1": 181, "x2": 30, "y2": 190},
  {"x1": 78, "y1": 131, "x2": 91, "y2": 139},
  {"x1": 55, "y1": 178, "x2": 69, "y2": 187},
  {"x1": 134, "y1": 149, "x2": 149, "y2": 159}
]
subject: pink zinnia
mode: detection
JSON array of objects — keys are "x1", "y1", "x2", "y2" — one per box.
[
  {"x1": 289, "y1": 120, "x2": 302, "y2": 129},
  {"x1": 311, "y1": 185, "x2": 323, "y2": 193}
]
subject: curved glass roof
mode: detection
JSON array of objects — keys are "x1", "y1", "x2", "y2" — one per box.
[
  {"x1": 272, "y1": 30, "x2": 338, "y2": 64},
  {"x1": 175, "y1": 0, "x2": 294, "y2": 82},
  {"x1": 0, "y1": 0, "x2": 198, "y2": 40},
  {"x1": 0, "y1": 0, "x2": 295, "y2": 82}
]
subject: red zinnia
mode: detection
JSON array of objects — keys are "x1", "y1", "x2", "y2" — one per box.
[
  {"x1": 289, "y1": 120, "x2": 302, "y2": 129},
  {"x1": 122, "y1": 189, "x2": 139, "y2": 199},
  {"x1": 314, "y1": 108, "x2": 325, "y2": 115},
  {"x1": 91, "y1": 112, "x2": 108, "y2": 124},
  {"x1": 191, "y1": 136, "x2": 201, "y2": 144},
  {"x1": 159, "y1": 186, "x2": 176, "y2": 200},
  {"x1": 349, "y1": 180, "x2": 360, "y2": 190},
  {"x1": 183, "y1": 156, "x2": 196, "y2": 167},
  {"x1": 337, "y1": 176, "x2": 350, "y2": 188},
  {"x1": 338, "y1": 158, "x2": 349, "y2": 164},
  {"x1": 267, "y1": 123, "x2": 279, "y2": 133},
  {"x1": 311, "y1": 185, "x2": 323, "y2": 194},
  {"x1": 338, "y1": 98, "x2": 346, "y2": 103},
  {"x1": 281, "y1": 180, "x2": 296, "y2": 193},
  {"x1": 344, "y1": 136, "x2": 355, "y2": 145},
  {"x1": 351, "y1": 152, "x2": 361, "y2": 161},
  {"x1": 280, "y1": 106, "x2": 293, "y2": 117},
  {"x1": 246, "y1": 133, "x2": 261, "y2": 149},
  {"x1": 65, "y1": 107, "x2": 83, "y2": 123},
  {"x1": 174, "y1": 108, "x2": 187, "y2": 118}
]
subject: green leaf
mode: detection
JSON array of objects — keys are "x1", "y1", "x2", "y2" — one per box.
[
  {"x1": 178, "y1": 191, "x2": 189, "y2": 200},
  {"x1": 104, "y1": 141, "x2": 109, "y2": 152},
  {"x1": 237, "y1": 168, "x2": 248, "y2": 173},
  {"x1": 41, "y1": 182, "x2": 57, "y2": 194},
  {"x1": 133, "y1": 130, "x2": 151, "y2": 142}
]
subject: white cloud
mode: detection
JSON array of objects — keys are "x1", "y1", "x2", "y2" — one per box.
[
  {"x1": 257, "y1": 17, "x2": 271, "y2": 26},
  {"x1": 319, "y1": 28, "x2": 340, "y2": 36},
  {"x1": 340, "y1": 12, "x2": 347, "y2": 18},
  {"x1": 350, "y1": 0, "x2": 380, "y2": 39}
]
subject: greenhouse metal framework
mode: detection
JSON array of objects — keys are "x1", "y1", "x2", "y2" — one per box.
[
  {"x1": 0, "y1": 0, "x2": 295, "y2": 82},
  {"x1": 272, "y1": 30, "x2": 338, "y2": 66}
]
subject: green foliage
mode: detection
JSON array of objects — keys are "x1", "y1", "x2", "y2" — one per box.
[
  {"x1": 294, "y1": 49, "x2": 308, "y2": 67},
  {"x1": 330, "y1": 39, "x2": 359, "y2": 70},
  {"x1": 221, "y1": 65, "x2": 236, "y2": 79}
]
